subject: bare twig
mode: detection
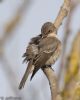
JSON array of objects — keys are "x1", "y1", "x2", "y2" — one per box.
[
  {"x1": 42, "y1": 67, "x2": 57, "y2": 100},
  {"x1": 54, "y1": 0, "x2": 71, "y2": 29}
]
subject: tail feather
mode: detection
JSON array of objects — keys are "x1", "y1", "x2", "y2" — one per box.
[
  {"x1": 19, "y1": 60, "x2": 33, "y2": 89},
  {"x1": 30, "y1": 66, "x2": 40, "y2": 81}
]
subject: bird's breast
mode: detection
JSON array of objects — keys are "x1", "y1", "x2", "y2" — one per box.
[{"x1": 46, "y1": 43, "x2": 61, "y2": 65}]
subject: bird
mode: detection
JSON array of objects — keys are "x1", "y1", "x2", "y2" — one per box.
[
  {"x1": 30, "y1": 22, "x2": 61, "y2": 80},
  {"x1": 19, "y1": 22, "x2": 61, "y2": 89}
]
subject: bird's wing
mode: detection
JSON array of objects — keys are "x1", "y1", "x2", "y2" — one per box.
[
  {"x1": 19, "y1": 60, "x2": 33, "y2": 89},
  {"x1": 22, "y1": 34, "x2": 41, "y2": 62},
  {"x1": 30, "y1": 34, "x2": 42, "y2": 44},
  {"x1": 30, "y1": 37, "x2": 60, "y2": 80}
]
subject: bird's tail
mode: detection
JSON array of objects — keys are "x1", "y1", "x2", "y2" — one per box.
[{"x1": 19, "y1": 60, "x2": 33, "y2": 89}]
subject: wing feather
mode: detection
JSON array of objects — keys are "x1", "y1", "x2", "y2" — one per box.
[{"x1": 31, "y1": 37, "x2": 60, "y2": 80}]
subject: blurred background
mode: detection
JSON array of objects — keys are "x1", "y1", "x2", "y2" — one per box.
[{"x1": 0, "y1": 0, "x2": 80, "y2": 100}]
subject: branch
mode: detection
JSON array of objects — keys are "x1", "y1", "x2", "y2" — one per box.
[
  {"x1": 42, "y1": 67, "x2": 57, "y2": 100},
  {"x1": 42, "y1": 67, "x2": 62, "y2": 100},
  {"x1": 54, "y1": 0, "x2": 71, "y2": 29}
]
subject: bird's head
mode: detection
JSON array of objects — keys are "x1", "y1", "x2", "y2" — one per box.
[{"x1": 41, "y1": 22, "x2": 56, "y2": 37}]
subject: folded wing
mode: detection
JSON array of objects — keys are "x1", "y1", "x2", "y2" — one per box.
[{"x1": 31, "y1": 37, "x2": 60, "y2": 80}]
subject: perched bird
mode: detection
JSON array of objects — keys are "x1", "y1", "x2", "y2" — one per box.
[
  {"x1": 19, "y1": 22, "x2": 61, "y2": 89},
  {"x1": 30, "y1": 22, "x2": 61, "y2": 80}
]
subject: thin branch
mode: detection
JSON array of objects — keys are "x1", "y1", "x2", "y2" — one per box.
[
  {"x1": 54, "y1": 0, "x2": 71, "y2": 29},
  {"x1": 42, "y1": 67, "x2": 57, "y2": 100}
]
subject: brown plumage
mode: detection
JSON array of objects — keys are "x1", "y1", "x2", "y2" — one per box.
[
  {"x1": 23, "y1": 34, "x2": 42, "y2": 62},
  {"x1": 31, "y1": 36, "x2": 61, "y2": 80},
  {"x1": 19, "y1": 22, "x2": 61, "y2": 89},
  {"x1": 19, "y1": 34, "x2": 42, "y2": 89}
]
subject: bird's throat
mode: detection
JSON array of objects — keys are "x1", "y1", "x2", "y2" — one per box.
[{"x1": 47, "y1": 32, "x2": 57, "y2": 38}]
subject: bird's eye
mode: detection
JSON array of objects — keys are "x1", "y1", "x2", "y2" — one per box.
[{"x1": 48, "y1": 30, "x2": 52, "y2": 33}]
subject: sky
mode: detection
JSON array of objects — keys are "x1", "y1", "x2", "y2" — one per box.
[{"x1": 0, "y1": 0, "x2": 80, "y2": 100}]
